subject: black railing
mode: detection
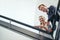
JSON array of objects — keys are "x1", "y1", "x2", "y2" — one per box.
[{"x1": 0, "y1": 15, "x2": 51, "y2": 34}]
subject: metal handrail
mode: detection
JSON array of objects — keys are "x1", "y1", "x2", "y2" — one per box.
[{"x1": 0, "y1": 15, "x2": 51, "y2": 34}]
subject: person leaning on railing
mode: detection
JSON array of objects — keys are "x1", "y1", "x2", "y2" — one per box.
[
  {"x1": 35, "y1": 4, "x2": 60, "y2": 37},
  {"x1": 39, "y1": 16, "x2": 48, "y2": 31}
]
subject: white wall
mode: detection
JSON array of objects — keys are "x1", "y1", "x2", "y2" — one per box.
[{"x1": 0, "y1": 0, "x2": 38, "y2": 26}]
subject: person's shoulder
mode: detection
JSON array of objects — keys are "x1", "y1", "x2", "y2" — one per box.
[
  {"x1": 49, "y1": 5, "x2": 56, "y2": 9},
  {"x1": 49, "y1": 5, "x2": 55, "y2": 8}
]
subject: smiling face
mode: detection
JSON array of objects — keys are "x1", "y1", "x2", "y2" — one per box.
[
  {"x1": 39, "y1": 16, "x2": 45, "y2": 23},
  {"x1": 38, "y1": 4, "x2": 48, "y2": 12}
]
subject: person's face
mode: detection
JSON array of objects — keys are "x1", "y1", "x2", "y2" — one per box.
[
  {"x1": 39, "y1": 16, "x2": 45, "y2": 23},
  {"x1": 39, "y1": 6, "x2": 47, "y2": 12}
]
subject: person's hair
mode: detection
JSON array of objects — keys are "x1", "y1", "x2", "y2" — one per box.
[
  {"x1": 39, "y1": 16, "x2": 45, "y2": 20},
  {"x1": 38, "y1": 4, "x2": 46, "y2": 9}
]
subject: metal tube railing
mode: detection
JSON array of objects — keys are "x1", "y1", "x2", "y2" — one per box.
[{"x1": 0, "y1": 15, "x2": 51, "y2": 34}]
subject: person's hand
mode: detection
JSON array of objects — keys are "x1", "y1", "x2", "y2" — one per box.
[
  {"x1": 40, "y1": 26, "x2": 44, "y2": 28},
  {"x1": 35, "y1": 26, "x2": 40, "y2": 28},
  {"x1": 46, "y1": 21, "x2": 50, "y2": 26},
  {"x1": 50, "y1": 29, "x2": 53, "y2": 32},
  {"x1": 35, "y1": 25, "x2": 43, "y2": 28}
]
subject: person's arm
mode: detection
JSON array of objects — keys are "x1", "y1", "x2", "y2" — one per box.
[
  {"x1": 43, "y1": 27, "x2": 48, "y2": 31},
  {"x1": 40, "y1": 22, "x2": 48, "y2": 31},
  {"x1": 35, "y1": 26, "x2": 40, "y2": 28},
  {"x1": 57, "y1": 9, "x2": 60, "y2": 16},
  {"x1": 58, "y1": 9, "x2": 60, "y2": 12},
  {"x1": 48, "y1": 6, "x2": 56, "y2": 21}
]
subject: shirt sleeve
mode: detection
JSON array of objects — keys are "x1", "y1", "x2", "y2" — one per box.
[{"x1": 48, "y1": 6, "x2": 56, "y2": 21}]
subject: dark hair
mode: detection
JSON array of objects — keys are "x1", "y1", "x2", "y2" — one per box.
[{"x1": 38, "y1": 4, "x2": 45, "y2": 9}]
